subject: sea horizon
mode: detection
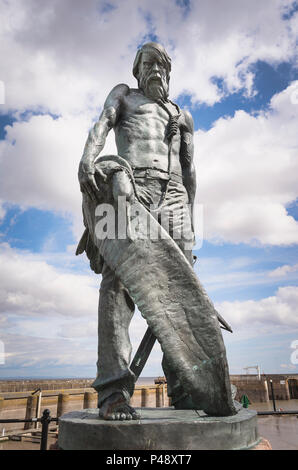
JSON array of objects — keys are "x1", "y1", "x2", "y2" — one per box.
[
  {"x1": 1, "y1": 371, "x2": 297, "y2": 382},
  {"x1": 0, "y1": 376, "x2": 160, "y2": 385}
]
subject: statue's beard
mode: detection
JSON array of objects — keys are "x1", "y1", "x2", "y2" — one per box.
[{"x1": 139, "y1": 73, "x2": 169, "y2": 101}]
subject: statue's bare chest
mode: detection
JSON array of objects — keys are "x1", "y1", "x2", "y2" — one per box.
[{"x1": 117, "y1": 92, "x2": 178, "y2": 141}]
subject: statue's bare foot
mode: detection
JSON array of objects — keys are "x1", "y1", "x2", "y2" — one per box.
[{"x1": 98, "y1": 392, "x2": 141, "y2": 421}]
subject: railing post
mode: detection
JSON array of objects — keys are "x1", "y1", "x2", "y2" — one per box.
[
  {"x1": 161, "y1": 384, "x2": 166, "y2": 406},
  {"x1": 57, "y1": 392, "x2": 71, "y2": 418},
  {"x1": 35, "y1": 391, "x2": 42, "y2": 429},
  {"x1": 270, "y1": 380, "x2": 277, "y2": 412},
  {"x1": 24, "y1": 395, "x2": 37, "y2": 430},
  {"x1": 0, "y1": 397, "x2": 4, "y2": 435},
  {"x1": 155, "y1": 385, "x2": 162, "y2": 407},
  {"x1": 83, "y1": 391, "x2": 94, "y2": 409},
  {"x1": 40, "y1": 409, "x2": 51, "y2": 451},
  {"x1": 141, "y1": 387, "x2": 149, "y2": 407}
]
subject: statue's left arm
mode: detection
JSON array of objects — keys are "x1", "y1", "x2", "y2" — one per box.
[{"x1": 180, "y1": 110, "x2": 196, "y2": 235}]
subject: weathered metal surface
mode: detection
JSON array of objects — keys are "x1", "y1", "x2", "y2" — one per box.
[
  {"x1": 90, "y1": 185, "x2": 235, "y2": 416},
  {"x1": 58, "y1": 405, "x2": 258, "y2": 450}
]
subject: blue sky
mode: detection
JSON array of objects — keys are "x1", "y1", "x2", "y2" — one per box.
[{"x1": 0, "y1": 0, "x2": 298, "y2": 379}]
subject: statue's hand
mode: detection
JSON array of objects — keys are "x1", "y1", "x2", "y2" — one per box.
[
  {"x1": 78, "y1": 160, "x2": 100, "y2": 202},
  {"x1": 112, "y1": 170, "x2": 134, "y2": 203}
]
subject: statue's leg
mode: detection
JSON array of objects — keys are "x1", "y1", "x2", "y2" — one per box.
[
  {"x1": 133, "y1": 177, "x2": 197, "y2": 406},
  {"x1": 159, "y1": 181, "x2": 199, "y2": 408},
  {"x1": 161, "y1": 241, "x2": 197, "y2": 409},
  {"x1": 92, "y1": 262, "x2": 140, "y2": 420},
  {"x1": 80, "y1": 165, "x2": 140, "y2": 420}
]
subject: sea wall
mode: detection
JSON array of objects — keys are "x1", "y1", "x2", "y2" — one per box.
[
  {"x1": 230, "y1": 376, "x2": 269, "y2": 403},
  {"x1": 0, "y1": 384, "x2": 169, "y2": 434},
  {"x1": 230, "y1": 374, "x2": 298, "y2": 402},
  {"x1": 0, "y1": 379, "x2": 93, "y2": 393},
  {"x1": 1, "y1": 374, "x2": 298, "y2": 434}
]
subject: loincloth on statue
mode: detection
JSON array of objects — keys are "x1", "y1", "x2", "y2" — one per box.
[
  {"x1": 77, "y1": 155, "x2": 235, "y2": 416},
  {"x1": 77, "y1": 156, "x2": 195, "y2": 273},
  {"x1": 132, "y1": 166, "x2": 183, "y2": 184}
]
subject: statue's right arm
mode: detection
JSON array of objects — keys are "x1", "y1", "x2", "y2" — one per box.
[{"x1": 78, "y1": 83, "x2": 130, "y2": 200}]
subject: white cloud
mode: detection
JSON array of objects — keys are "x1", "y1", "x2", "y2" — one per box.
[
  {"x1": 196, "y1": 259, "x2": 272, "y2": 294},
  {"x1": 1, "y1": 242, "x2": 298, "y2": 375},
  {"x1": 0, "y1": 1, "x2": 297, "y2": 246},
  {"x1": 0, "y1": 0, "x2": 298, "y2": 376},
  {"x1": 0, "y1": 242, "x2": 99, "y2": 317},
  {"x1": 0, "y1": 114, "x2": 89, "y2": 215},
  {"x1": 217, "y1": 285, "x2": 298, "y2": 329},
  {"x1": 0, "y1": 0, "x2": 296, "y2": 114},
  {"x1": 58, "y1": 321, "x2": 98, "y2": 339},
  {"x1": 0, "y1": 328, "x2": 163, "y2": 375},
  {"x1": 0, "y1": 241, "x2": 165, "y2": 375},
  {"x1": 156, "y1": 0, "x2": 298, "y2": 104},
  {"x1": 0, "y1": 0, "x2": 146, "y2": 115},
  {"x1": 280, "y1": 363, "x2": 297, "y2": 370},
  {"x1": 0, "y1": 333, "x2": 97, "y2": 369},
  {"x1": 0, "y1": 112, "x2": 118, "y2": 239},
  {"x1": 0, "y1": 242, "x2": 101, "y2": 372},
  {"x1": 194, "y1": 81, "x2": 298, "y2": 245},
  {"x1": 269, "y1": 263, "x2": 298, "y2": 277},
  {"x1": 1, "y1": 82, "x2": 297, "y2": 247}
]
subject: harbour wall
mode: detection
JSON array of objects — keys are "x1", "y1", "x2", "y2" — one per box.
[
  {"x1": 0, "y1": 379, "x2": 94, "y2": 393},
  {"x1": 1, "y1": 374, "x2": 297, "y2": 399},
  {"x1": 230, "y1": 374, "x2": 298, "y2": 402},
  {"x1": 0, "y1": 384, "x2": 169, "y2": 434},
  {"x1": 1, "y1": 374, "x2": 298, "y2": 434}
]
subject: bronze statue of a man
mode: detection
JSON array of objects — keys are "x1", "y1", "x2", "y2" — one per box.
[{"x1": 77, "y1": 42, "x2": 236, "y2": 420}]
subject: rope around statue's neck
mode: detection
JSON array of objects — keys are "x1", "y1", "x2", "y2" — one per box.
[
  {"x1": 122, "y1": 97, "x2": 181, "y2": 212},
  {"x1": 149, "y1": 98, "x2": 181, "y2": 211}
]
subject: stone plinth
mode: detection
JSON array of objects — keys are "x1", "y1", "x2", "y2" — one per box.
[{"x1": 58, "y1": 405, "x2": 259, "y2": 450}]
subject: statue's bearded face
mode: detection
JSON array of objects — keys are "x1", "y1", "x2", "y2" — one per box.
[{"x1": 138, "y1": 50, "x2": 169, "y2": 101}]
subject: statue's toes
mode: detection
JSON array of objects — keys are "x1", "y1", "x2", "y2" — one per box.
[
  {"x1": 118, "y1": 405, "x2": 140, "y2": 420},
  {"x1": 131, "y1": 410, "x2": 141, "y2": 420},
  {"x1": 106, "y1": 413, "x2": 116, "y2": 421}
]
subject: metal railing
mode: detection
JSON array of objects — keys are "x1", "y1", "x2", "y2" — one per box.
[
  {"x1": 0, "y1": 409, "x2": 58, "y2": 450},
  {"x1": 255, "y1": 380, "x2": 298, "y2": 415},
  {"x1": 1, "y1": 405, "x2": 298, "y2": 451},
  {"x1": 257, "y1": 410, "x2": 298, "y2": 415}
]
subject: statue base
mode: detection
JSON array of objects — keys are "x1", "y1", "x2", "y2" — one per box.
[{"x1": 58, "y1": 406, "x2": 260, "y2": 450}]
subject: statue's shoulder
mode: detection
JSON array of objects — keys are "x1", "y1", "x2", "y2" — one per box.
[
  {"x1": 104, "y1": 83, "x2": 131, "y2": 106},
  {"x1": 180, "y1": 108, "x2": 194, "y2": 133},
  {"x1": 109, "y1": 83, "x2": 131, "y2": 95}
]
